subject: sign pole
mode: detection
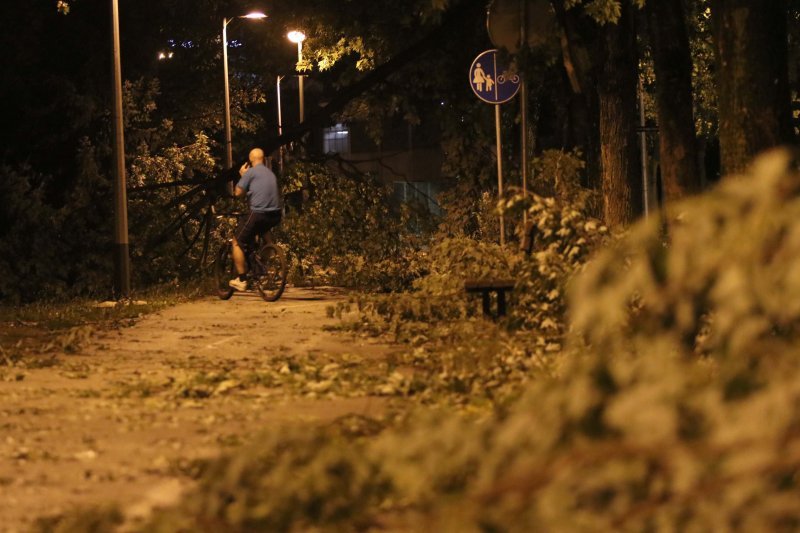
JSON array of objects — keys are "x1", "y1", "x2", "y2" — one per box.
[
  {"x1": 495, "y1": 104, "x2": 505, "y2": 246},
  {"x1": 469, "y1": 49, "x2": 520, "y2": 246},
  {"x1": 520, "y1": 0, "x2": 528, "y2": 229},
  {"x1": 521, "y1": 78, "x2": 528, "y2": 229},
  {"x1": 638, "y1": 77, "x2": 649, "y2": 217}
]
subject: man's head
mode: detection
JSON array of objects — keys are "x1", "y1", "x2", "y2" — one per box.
[{"x1": 249, "y1": 148, "x2": 265, "y2": 166}]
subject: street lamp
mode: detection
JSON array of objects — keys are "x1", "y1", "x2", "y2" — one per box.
[
  {"x1": 287, "y1": 30, "x2": 306, "y2": 123},
  {"x1": 276, "y1": 75, "x2": 285, "y2": 172},
  {"x1": 222, "y1": 11, "x2": 267, "y2": 170},
  {"x1": 111, "y1": 0, "x2": 130, "y2": 299}
]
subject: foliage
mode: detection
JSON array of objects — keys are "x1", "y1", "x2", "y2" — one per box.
[
  {"x1": 0, "y1": 142, "x2": 113, "y2": 302},
  {"x1": 435, "y1": 182, "x2": 485, "y2": 239},
  {"x1": 505, "y1": 192, "x2": 607, "y2": 332},
  {"x1": 365, "y1": 343, "x2": 800, "y2": 531},
  {"x1": 277, "y1": 162, "x2": 423, "y2": 291},
  {"x1": 0, "y1": 165, "x2": 62, "y2": 301},
  {"x1": 565, "y1": 0, "x2": 646, "y2": 25},
  {"x1": 266, "y1": 0, "x2": 500, "y2": 191},
  {"x1": 344, "y1": 236, "x2": 511, "y2": 339},
  {"x1": 36, "y1": 505, "x2": 122, "y2": 533},
  {"x1": 315, "y1": 153, "x2": 606, "y2": 406},
  {"x1": 283, "y1": 0, "x2": 452, "y2": 72},
  {"x1": 530, "y1": 148, "x2": 601, "y2": 214},
  {"x1": 687, "y1": 0, "x2": 719, "y2": 140},
  {"x1": 141, "y1": 425, "x2": 389, "y2": 532},
  {"x1": 128, "y1": 130, "x2": 218, "y2": 286},
  {"x1": 571, "y1": 149, "x2": 800, "y2": 362},
  {"x1": 350, "y1": 149, "x2": 606, "y2": 340},
  {"x1": 0, "y1": 73, "x2": 220, "y2": 302}
]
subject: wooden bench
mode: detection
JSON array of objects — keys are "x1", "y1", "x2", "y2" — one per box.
[
  {"x1": 464, "y1": 279, "x2": 516, "y2": 319},
  {"x1": 464, "y1": 222, "x2": 539, "y2": 319}
]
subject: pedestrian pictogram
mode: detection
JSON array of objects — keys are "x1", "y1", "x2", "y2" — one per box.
[{"x1": 469, "y1": 49, "x2": 520, "y2": 104}]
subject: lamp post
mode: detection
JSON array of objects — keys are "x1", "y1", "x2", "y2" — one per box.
[
  {"x1": 111, "y1": 0, "x2": 129, "y2": 299},
  {"x1": 222, "y1": 11, "x2": 267, "y2": 170},
  {"x1": 276, "y1": 75, "x2": 284, "y2": 172},
  {"x1": 287, "y1": 30, "x2": 306, "y2": 124}
]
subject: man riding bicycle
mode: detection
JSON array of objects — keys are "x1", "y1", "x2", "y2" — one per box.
[{"x1": 228, "y1": 147, "x2": 282, "y2": 292}]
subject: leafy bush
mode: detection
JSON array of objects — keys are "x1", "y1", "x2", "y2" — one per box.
[
  {"x1": 0, "y1": 78, "x2": 220, "y2": 302},
  {"x1": 140, "y1": 426, "x2": 390, "y2": 532},
  {"x1": 308, "y1": 153, "x2": 606, "y2": 410},
  {"x1": 0, "y1": 165, "x2": 63, "y2": 301},
  {"x1": 0, "y1": 141, "x2": 113, "y2": 302},
  {"x1": 344, "y1": 236, "x2": 512, "y2": 345},
  {"x1": 570, "y1": 148, "x2": 800, "y2": 361},
  {"x1": 436, "y1": 184, "x2": 507, "y2": 244},
  {"x1": 368, "y1": 345, "x2": 800, "y2": 531},
  {"x1": 127, "y1": 131, "x2": 218, "y2": 286},
  {"x1": 277, "y1": 162, "x2": 424, "y2": 291},
  {"x1": 505, "y1": 188, "x2": 607, "y2": 332},
  {"x1": 531, "y1": 148, "x2": 601, "y2": 216},
  {"x1": 349, "y1": 182, "x2": 606, "y2": 338}
]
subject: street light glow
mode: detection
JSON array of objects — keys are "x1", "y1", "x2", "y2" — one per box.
[
  {"x1": 287, "y1": 30, "x2": 306, "y2": 43},
  {"x1": 243, "y1": 12, "x2": 267, "y2": 19}
]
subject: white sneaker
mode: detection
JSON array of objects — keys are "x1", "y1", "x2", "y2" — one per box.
[{"x1": 229, "y1": 277, "x2": 248, "y2": 291}]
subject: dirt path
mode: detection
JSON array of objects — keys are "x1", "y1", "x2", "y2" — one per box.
[{"x1": 0, "y1": 288, "x2": 392, "y2": 532}]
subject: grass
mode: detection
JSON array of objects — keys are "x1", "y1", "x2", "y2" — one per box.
[
  {"x1": 0, "y1": 281, "x2": 206, "y2": 328},
  {"x1": 0, "y1": 280, "x2": 206, "y2": 364}
]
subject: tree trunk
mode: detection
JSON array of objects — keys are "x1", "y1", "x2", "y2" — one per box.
[
  {"x1": 552, "y1": 2, "x2": 602, "y2": 191},
  {"x1": 597, "y1": 3, "x2": 642, "y2": 226},
  {"x1": 568, "y1": 88, "x2": 601, "y2": 191},
  {"x1": 711, "y1": 0, "x2": 793, "y2": 175},
  {"x1": 646, "y1": 0, "x2": 701, "y2": 201}
]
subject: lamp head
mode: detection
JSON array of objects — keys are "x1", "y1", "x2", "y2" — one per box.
[
  {"x1": 242, "y1": 11, "x2": 267, "y2": 19},
  {"x1": 287, "y1": 30, "x2": 306, "y2": 43}
]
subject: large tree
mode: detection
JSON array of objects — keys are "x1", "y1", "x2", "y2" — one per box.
[
  {"x1": 645, "y1": 0, "x2": 700, "y2": 200},
  {"x1": 710, "y1": 0, "x2": 794, "y2": 174},
  {"x1": 553, "y1": 0, "x2": 642, "y2": 226},
  {"x1": 596, "y1": 1, "x2": 642, "y2": 224}
]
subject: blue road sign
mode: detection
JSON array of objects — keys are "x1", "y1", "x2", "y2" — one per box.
[{"x1": 469, "y1": 49, "x2": 520, "y2": 104}]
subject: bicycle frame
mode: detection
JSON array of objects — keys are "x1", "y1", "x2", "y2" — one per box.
[{"x1": 214, "y1": 211, "x2": 288, "y2": 302}]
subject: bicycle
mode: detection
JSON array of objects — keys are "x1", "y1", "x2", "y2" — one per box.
[
  {"x1": 214, "y1": 212, "x2": 288, "y2": 302},
  {"x1": 497, "y1": 70, "x2": 520, "y2": 84}
]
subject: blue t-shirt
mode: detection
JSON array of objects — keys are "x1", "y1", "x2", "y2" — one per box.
[{"x1": 237, "y1": 164, "x2": 281, "y2": 213}]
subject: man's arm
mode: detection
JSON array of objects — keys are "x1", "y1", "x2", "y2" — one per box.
[{"x1": 234, "y1": 163, "x2": 252, "y2": 198}]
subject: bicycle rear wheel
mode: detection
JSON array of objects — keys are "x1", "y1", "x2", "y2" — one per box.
[
  {"x1": 214, "y1": 241, "x2": 235, "y2": 300},
  {"x1": 252, "y1": 243, "x2": 287, "y2": 302}
]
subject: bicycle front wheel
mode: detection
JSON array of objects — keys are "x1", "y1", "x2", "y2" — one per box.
[
  {"x1": 252, "y1": 244, "x2": 287, "y2": 302},
  {"x1": 214, "y1": 241, "x2": 235, "y2": 300}
]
